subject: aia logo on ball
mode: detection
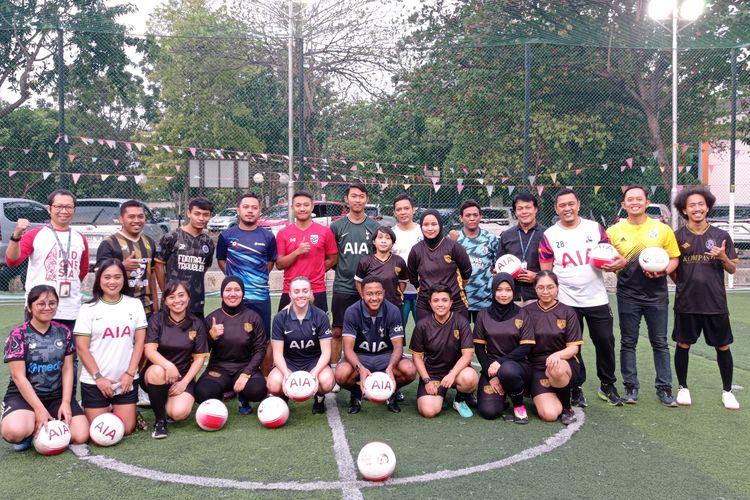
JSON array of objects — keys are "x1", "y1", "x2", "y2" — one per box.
[{"x1": 706, "y1": 239, "x2": 716, "y2": 250}]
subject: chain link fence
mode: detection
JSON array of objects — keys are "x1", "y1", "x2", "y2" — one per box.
[{"x1": 1, "y1": 1, "x2": 748, "y2": 293}]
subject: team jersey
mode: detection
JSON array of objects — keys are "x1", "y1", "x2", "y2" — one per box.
[
  {"x1": 409, "y1": 312, "x2": 474, "y2": 379},
  {"x1": 473, "y1": 308, "x2": 535, "y2": 363},
  {"x1": 392, "y1": 225, "x2": 423, "y2": 295},
  {"x1": 674, "y1": 224, "x2": 737, "y2": 314},
  {"x1": 498, "y1": 223, "x2": 547, "y2": 301},
  {"x1": 216, "y1": 226, "x2": 277, "y2": 302},
  {"x1": 342, "y1": 300, "x2": 405, "y2": 355},
  {"x1": 330, "y1": 216, "x2": 381, "y2": 295},
  {"x1": 155, "y1": 228, "x2": 215, "y2": 314},
  {"x1": 5, "y1": 226, "x2": 89, "y2": 321},
  {"x1": 407, "y1": 238, "x2": 473, "y2": 310},
  {"x1": 525, "y1": 301, "x2": 582, "y2": 367},
  {"x1": 4, "y1": 321, "x2": 75, "y2": 397},
  {"x1": 539, "y1": 219, "x2": 609, "y2": 307},
  {"x1": 145, "y1": 311, "x2": 209, "y2": 376},
  {"x1": 96, "y1": 232, "x2": 157, "y2": 315},
  {"x1": 456, "y1": 229, "x2": 498, "y2": 310},
  {"x1": 606, "y1": 218, "x2": 680, "y2": 305},
  {"x1": 276, "y1": 222, "x2": 337, "y2": 293},
  {"x1": 271, "y1": 305, "x2": 332, "y2": 367},
  {"x1": 355, "y1": 253, "x2": 409, "y2": 306},
  {"x1": 74, "y1": 295, "x2": 148, "y2": 384},
  {"x1": 204, "y1": 307, "x2": 268, "y2": 375}
]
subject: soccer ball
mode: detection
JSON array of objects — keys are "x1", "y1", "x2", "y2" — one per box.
[
  {"x1": 357, "y1": 441, "x2": 397, "y2": 482},
  {"x1": 196, "y1": 399, "x2": 229, "y2": 431},
  {"x1": 257, "y1": 397, "x2": 290, "y2": 428},
  {"x1": 494, "y1": 254, "x2": 523, "y2": 278},
  {"x1": 89, "y1": 413, "x2": 125, "y2": 447},
  {"x1": 363, "y1": 372, "x2": 396, "y2": 404},
  {"x1": 590, "y1": 243, "x2": 619, "y2": 269},
  {"x1": 33, "y1": 420, "x2": 71, "y2": 456},
  {"x1": 638, "y1": 246, "x2": 670, "y2": 273},
  {"x1": 283, "y1": 371, "x2": 318, "y2": 402}
]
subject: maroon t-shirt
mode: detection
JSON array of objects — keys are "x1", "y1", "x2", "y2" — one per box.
[
  {"x1": 407, "y1": 238, "x2": 472, "y2": 310},
  {"x1": 473, "y1": 308, "x2": 535, "y2": 363},
  {"x1": 524, "y1": 301, "x2": 582, "y2": 367}
]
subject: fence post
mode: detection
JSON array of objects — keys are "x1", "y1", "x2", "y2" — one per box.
[
  {"x1": 523, "y1": 43, "x2": 531, "y2": 190},
  {"x1": 728, "y1": 47, "x2": 737, "y2": 289}
]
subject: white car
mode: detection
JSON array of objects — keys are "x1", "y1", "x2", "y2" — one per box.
[
  {"x1": 709, "y1": 205, "x2": 750, "y2": 249},
  {"x1": 207, "y1": 208, "x2": 238, "y2": 232}
]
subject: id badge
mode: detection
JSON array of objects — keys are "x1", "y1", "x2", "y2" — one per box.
[
  {"x1": 521, "y1": 261, "x2": 528, "y2": 270},
  {"x1": 59, "y1": 282, "x2": 71, "y2": 298}
]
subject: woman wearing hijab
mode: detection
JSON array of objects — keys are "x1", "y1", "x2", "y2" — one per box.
[
  {"x1": 194, "y1": 277, "x2": 268, "y2": 415},
  {"x1": 407, "y1": 209, "x2": 473, "y2": 322},
  {"x1": 473, "y1": 273, "x2": 535, "y2": 423}
]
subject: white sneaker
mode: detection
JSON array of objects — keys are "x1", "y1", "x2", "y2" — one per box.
[
  {"x1": 137, "y1": 386, "x2": 151, "y2": 407},
  {"x1": 676, "y1": 387, "x2": 692, "y2": 406},
  {"x1": 722, "y1": 391, "x2": 740, "y2": 410},
  {"x1": 332, "y1": 383, "x2": 341, "y2": 393}
]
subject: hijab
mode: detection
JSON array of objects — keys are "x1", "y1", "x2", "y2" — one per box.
[
  {"x1": 488, "y1": 272, "x2": 520, "y2": 322},
  {"x1": 221, "y1": 276, "x2": 246, "y2": 316},
  {"x1": 420, "y1": 209, "x2": 444, "y2": 250}
]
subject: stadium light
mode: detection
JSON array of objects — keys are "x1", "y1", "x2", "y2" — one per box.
[{"x1": 648, "y1": 0, "x2": 704, "y2": 230}]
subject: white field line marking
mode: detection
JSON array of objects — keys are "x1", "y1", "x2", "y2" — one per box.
[{"x1": 324, "y1": 393, "x2": 364, "y2": 500}]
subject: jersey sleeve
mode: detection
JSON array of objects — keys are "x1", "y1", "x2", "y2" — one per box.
[
  {"x1": 62, "y1": 325, "x2": 76, "y2": 355},
  {"x1": 78, "y1": 234, "x2": 90, "y2": 281},
  {"x1": 354, "y1": 257, "x2": 368, "y2": 282},
  {"x1": 95, "y1": 237, "x2": 121, "y2": 270},
  {"x1": 597, "y1": 223, "x2": 610, "y2": 244},
  {"x1": 538, "y1": 234, "x2": 555, "y2": 263},
  {"x1": 215, "y1": 232, "x2": 228, "y2": 261},
  {"x1": 472, "y1": 314, "x2": 487, "y2": 344},
  {"x1": 662, "y1": 226, "x2": 681, "y2": 258},
  {"x1": 4, "y1": 327, "x2": 25, "y2": 362},
  {"x1": 565, "y1": 306, "x2": 583, "y2": 346},
  {"x1": 205, "y1": 238, "x2": 215, "y2": 268},
  {"x1": 133, "y1": 300, "x2": 148, "y2": 330},
  {"x1": 323, "y1": 226, "x2": 338, "y2": 255},
  {"x1": 395, "y1": 255, "x2": 409, "y2": 282},
  {"x1": 454, "y1": 242, "x2": 473, "y2": 280},
  {"x1": 145, "y1": 312, "x2": 162, "y2": 348},
  {"x1": 341, "y1": 305, "x2": 358, "y2": 338},
  {"x1": 387, "y1": 306, "x2": 405, "y2": 340},
  {"x1": 271, "y1": 312, "x2": 285, "y2": 342},
  {"x1": 267, "y1": 232, "x2": 278, "y2": 262},
  {"x1": 316, "y1": 310, "x2": 333, "y2": 341},
  {"x1": 409, "y1": 323, "x2": 425, "y2": 356},
  {"x1": 192, "y1": 320, "x2": 210, "y2": 357},
  {"x1": 407, "y1": 245, "x2": 420, "y2": 289},
  {"x1": 518, "y1": 309, "x2": 536, "y2": 345},
  {"x1": 459, "y1": 317, "x2": 474, "y2": 352},
  {"x1": 724, "y1": 233, "x2": 738, "y2": 260},
  {"x1": 155, "y1": 232, "x2": 176, "y2": 264},
  {"x1": 497, "y1": 230, "x2": 509, "y2": 256},
  {"x1": 73, "y1": 305, "x2": 93, "y2": 336},
  {"x1": 245, "y1": 313, "x2": 267, "y2": 374},
  {"x1": 488, "y1": 233, "x2": 499, "y2": 263},
  {"x1": 5, "y1": 226, "x2": 42, "y2": 267}
]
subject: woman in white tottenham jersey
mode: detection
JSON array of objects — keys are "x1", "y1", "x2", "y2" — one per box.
[{"x1": 74, "y1": 259, "x2": 147, "y2": 435}]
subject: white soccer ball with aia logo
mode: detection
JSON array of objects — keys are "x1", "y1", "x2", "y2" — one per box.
[
  {"x1": 494, "y1": 254, "x2": 522, "y2": 278},
  {"x1": 590, "y1": 243, "x2": 619, "y2": 269},
  {"x1": 638, "y1": 246, "x2": 670, "y2": 273},
  {"x1": 33, "y1": 420, "x2": 71, "y2": 456},
  {"x1": 357, "y1": 441, "x2": 397, "y2": 482},
  {"x1": 257, "y1": 396, "x2": 289, "y2": 428},
  {"x1": 363, "y1": 372, "x2": 396, "y2": 404},
  {"x1": 283, "y1": 371, "x2": 318, "y2": 402},
  {"x1": 89, "y1": 412, "x2": 125, "y2": 446},
  {"x1": 196, "y1": 399, "x2": 229, "y2": 431}
]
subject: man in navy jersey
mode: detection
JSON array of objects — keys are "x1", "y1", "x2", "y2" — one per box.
[{"x1": 335, "y1": 276, "x2": 416, "y2": 414}]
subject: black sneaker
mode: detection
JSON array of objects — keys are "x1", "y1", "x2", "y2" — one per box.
[
  {"x1": 386, "y1": 396, "x2": 401, "y2": 413},
  {"x1": 136, "y1": 410, "x2": 149, "y2": 431},
  {"x1": 598, "y1": 384, "x2": 624, "y2": 406},
  {"x1": 560, "y1": 408, "x2": 577, "y2": 426},
  {"x1": 348, "y1": 396, "x2": 362, "y2": 414},
  {"x1": 395, "y1": 390, "x2": 405, "y2": 402},
  {"x1": 152, "y1": 419, "x2": 168, "y2": 439},
  {"x1": 622, "y1": 384, "x2": 638, "y2": 404},
  {"x1": 312, "y1": 395, "x2": 326, "y2": 414},
  {"x1": 656, "y1": 387, "x2": 678, "y2": 407},
  {"x1": 464, "y1": 393, "x2": 478, "y2": 409},
  {"x1": 571, "y1": 386, "x2": 588, "y2": 408}
]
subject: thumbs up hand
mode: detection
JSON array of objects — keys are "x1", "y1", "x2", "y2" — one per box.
[
  {"x1": 209, "y1": 316, "x2": 224, "y2": 340},
  {"x1": 122, "y1": 250, "x2": 140, "y2": 271}
]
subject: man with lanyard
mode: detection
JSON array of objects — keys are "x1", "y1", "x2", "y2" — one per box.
[
  {"x1": 498, "y1": 192, "x2": 546, "y2": 305},
  {"x1": 216, "y1": 193, "x2": 277, "y2": 373},
  {"x1": 330, "y1": 183, "x2": 380, "y2": 376},
  {"x1": 539, "y1": 188, "x2": 624, "y2": 407},
  {"x1": 391, "y1": 193, "x2": 423, "y2": 329},
  {"x1": 154, "y1": 197, "x2": 215, "y2": 319},
  {"x1": 334, "y1": 276, "x2": 416, "y2": 414}
]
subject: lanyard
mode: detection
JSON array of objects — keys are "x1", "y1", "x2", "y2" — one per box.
[
  {"x1": 517, "y1": 228, "x2": 536, "y2": 262},
  {"x1": 49, "y1": 226, "x2": 72, "y2": 276}
]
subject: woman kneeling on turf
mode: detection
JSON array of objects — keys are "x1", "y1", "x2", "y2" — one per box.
[
  {"x1": 75, "y1": 259, "x2": 147, "y2": 435},
  {"x1": 195, "y1": 277, "x2": 268, "y2": 415},
  {"x1": 267, "y1": 276, "x2": 335, "y2": 414},
  {"x1": 409, "y1": 286, "x2": 478, "y2": 418},
  {"x1": 525, "y1": 271, "x2": 582, "y2": 425},
  {"x1": 473, "y1": 273, "x2": 535, "y2": 423},
  {"x1": 2, "y1": 285, "x2": 89, "y2": 451},
  {"x1": 143, "y1": 281, "x2": 209, "y2": 439}
]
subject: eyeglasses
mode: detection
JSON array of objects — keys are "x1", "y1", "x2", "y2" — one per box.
[
  {"x1": 534, "y1": 285, "x2": 557, "y2": 292},
  {"x1": 33, "y1": 301, "x2": 58, "y2": 309},
  {"x1": 51, "y1": 205, "x2": 75, "y2": 212}
]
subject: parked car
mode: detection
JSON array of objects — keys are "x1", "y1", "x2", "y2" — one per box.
[
  {"x1": 708, "y1": 205, "x2": 750, "y2": 249},
  {"x1": 70, "y1": 199, "x2": 170, "y2": 269},
  {"x1": 615, "y1": 203, "x2": 671, "y2": 226},
  {"x1": 0, "y1": 198, "x2": 51, "y2": 290},
  {"x1": 259, "y1": 201, "x2": 348, "y2": 235},
  {"x1": 364, "y1": 204, "x2": 396, "y2": 227},
  {"x1": 479, "y1": 206, "x2": 516, "y2": 236},
  {"x1": 207, "y1": 208, "x2": 238, "y2": 232}
]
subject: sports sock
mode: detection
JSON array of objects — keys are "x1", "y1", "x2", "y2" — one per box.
[
  {"x1": 351, "y1": 384, "x2": 362, "y2": 400},
  {"x1": 455, "y1": 391, "x2": 471, "y2": 403},
  {"x1": 146, "y1": 384, "x2": 170, "y2": 421},
  {"x1": 509, "y1": 390, "x2": 524, "y2": 408},
  {"x1": 675, "y1": 345, "x2": 690, "y2": 388},
  {"x1": 556, "y1": 387, "x2": 572, "y2": 410},
  {"x1": 716, "y1": 348, "x2": 733, "y2": 392},
  {"x1": 315, "y1": 392, "x2": 325, "y2": 403}
]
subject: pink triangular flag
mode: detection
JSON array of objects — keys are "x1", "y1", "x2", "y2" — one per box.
[
  {"x1": 125, "y1": 142, "x2": 132, "y2": 151},
  {"x1": 457, "y1": 183, "x2": 465, "y2": 194},
  {"x1": 106, "y1": 140, "x2": 116, "y2": 149},
  {"x1": 165, "y1": 176, "x2": 174, "y2": 181},
  {"x1": 536, "y1": 185, "x2": 544, "y2": 196},
  {"x1": 341, "y1": 174, "x2": 347, "y2": 181},
  {"x1": 113, "y1": 160, "x2": 120, "y2": 166},
  {"x1": 641, "y1": 166, "x2": 647, "y2": 173},
  {"x1": 71, "y1": 173, "x2": 81, "y2": 184},
  {"x1": 175, "y1": 165, "x2": 181, "y2": 172},
  {"x1": 320, "y1": 181, "x2": 329, "y2": 188},
  {"x1": 621, "y1": 185, "x2": 628, "y2": 193},
  {"x1": 350, "y1": 165, "x2": 357, "y2": 171},
  {"x1": 23, "y1": 148, "x2": 30, "y2": 154},
  {"x1": 54, "y1": 136, "x2": 61, "y2": 144},
  {"x1": 462, "y1": 167, "x2": 468, "y2": 174},
  {"x1": 678, "y1": 166, "x2": 684, "y2": 173},
  {"x1": 681, "y1": 144, "x2": 689, "y2": 153},
  {"x1": 189, "y1": 148, "x2": 197, "y2": 157},
  {"x1": 67, "y1": 154, "x2": 76, "y2": 162},
  {"x1": 620, "y1": 165, "x2": 627, "y2": 172},
  {"x1": 97, "y1": 138, "x2": 105, "y2": 145},
  {"x1": 677, "y1": 184, "x2": 684, "y2": 192},
  {"x1": 575, "y1": 169, "x2": 582, "y2": 175},
  {"x1": 626, "y1": 157, "x2": 633, "y2": 168},
  {"x1": 501, "y1": 177, "x2": 509, "y2": 183},
  {"x1": 8, "y1": 170, "x2": 17, "y2": 177},
  {"x1": 380, "y1": 182, "x2": 389, "y2": 192}
]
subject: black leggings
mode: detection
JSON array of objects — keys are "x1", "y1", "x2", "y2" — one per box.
[
  {"x1": 194, "y1": 371, "x2": 267, "y2": 404},
  {"x1": 477, "y1": 361, "x2": 529, "y2": 420}
]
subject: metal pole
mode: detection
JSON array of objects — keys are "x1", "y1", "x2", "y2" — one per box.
[
  {"x1": 728, "y1": 47, "x2": 737, "y2": 289},
  {"x1": 57, "y1": 28, "x2": 67, "y2": 189},
  {"x1": 297, "y1": 37, "x2": 305, "y2": 189},
  {"x1": 670, "y1": 6, "x2": 679, "y2": 230},
  {"x1": 287, "y1": 0, "x2": 295, "y2": 223},
  {"x1": 523, "y1": 43, "x2": 531, "y2": 190}
]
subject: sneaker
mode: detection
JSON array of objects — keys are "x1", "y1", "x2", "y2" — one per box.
[
  {"x1": 312, "y1": 395, "x2": 326, "y2": 414},
  {"x1": 676, "y1": 386, "x2": 692, "y2": 406},
  {"x1": 151, "y1": 419, "x2": 168, "y2": 439},
  {"x1": 238, "y1": 402, "x2": 254, "y2": 415},
  {"x1": 452, "y1": 400, "x2": 473, "y2": 418},
  {"x1": 622, "y1": 384, "x2": 638, "y2": 404},
  {"x1": 463, "y1": 393, "x2": 478, "y2": 409},
  {"x1": 513, "y1": 405, "x2": 529, "y2": 425},
  {"x1": 136, "y1": 387, "x2": 151, "y2": 407},
  {"x1": 598, "y1": 384, "x2": 624, "y2": 406},
  {"x1": 347, "y1": 396, "x2": 362, "y2": 414},
  {"x1": 12, "y1": 436, "x2": 32, "y2": 452},
  {"x1": 332, "y1": 384, "x2": 341, "y2": 393},
  {"x1": 386, "y1": 396, "x2": 401, "y2": 414},
  {"x1": 136, "y1": 410, "x2": 149, "y2": 431},
  {"x1": 722, "y1": 391, "x2": 740, "y2": 410},
  {"x1": 395, "y1": 390, "x2": 405, "y2": 402},
  {"x1": 656, "y1": 387, "x2": 678, "y2": 407},
  {"x1": 571, "y1": 386, "x2": 588, "y2": 408},
  {"x1": 560, "y1": 408, "x2": 577, "y2": 425}
]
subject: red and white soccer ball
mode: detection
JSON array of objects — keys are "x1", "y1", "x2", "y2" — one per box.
[
  {"x1": 89, "y1": 412, "x2": 125, "y2": 447},
  {"x1": 283, "y1": 371, "x2": 318, "y2": 402},
  {"x1": 638, "y1": 246, "x2": 670, "y2": 273},
  {"x1": 257, "y1": 396, "x2": 290, "y2": 428},
  {"x1": 590, "y1": 243, "x2": 619, "y2": 269},
  {"x1": 357, "y1": 441, "x2": 397, "y2": 482},
  {"x1": 494, "y1": 254, "x2": 523, "y2": 278},
  {"x1": 196, "y1": 399, "x2": 229, "y2": 431},
  {"x1": 363, "y1": 372, "x2": 396, "y2": 404},
  {"x1": 33, "y1": 420, "x2": 71, "y2": 456}
]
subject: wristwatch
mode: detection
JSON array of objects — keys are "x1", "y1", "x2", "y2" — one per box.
[
  {"x1": 422, "y1": 377, "x2": 431, "y2": 384},
  {"x1": 10, "y1": 234, "x2": 21, "y2": 242},
  {"x1": 354, "y1": 363, "x2": 361, "y2": 372},
  {"x1": 94, "y1": 371, "x2": 103, "y2": 380}
]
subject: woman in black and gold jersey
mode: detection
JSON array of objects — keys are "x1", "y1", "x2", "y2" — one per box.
[{"x1": 525, "y1": 271, "x2": 582, "y2": 425}]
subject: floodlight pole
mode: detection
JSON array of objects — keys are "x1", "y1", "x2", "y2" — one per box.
[
  {"x1": 728, "y1": 47, "x2": 737, "y2": 289},
  {"x1": 287, "y1": 0, "x2": 295, "y2": 223},
  {"x1": 670, "y1": 3, "x2": 678, "y2": 231}
]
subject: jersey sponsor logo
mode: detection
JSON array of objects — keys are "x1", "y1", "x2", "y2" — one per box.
[
  {"x1": 394, "y1": 266, "x2": 401, "y2": 274},
  {"x1": 253, "y1": 241, "x2": 266, "y2": 247},
  {"x1": 559, "y1": 248, "x2": 592, "y2": 268},
  {"x1": 188, "y1": 330, "x2": 197, "y2": 341},
  {"x1": 444, "y1": 255, "x2": 453, "y2": 264},
  {"x1": 27, "y1": 360, "x2": 63, "y2": 374},
  {"x1": 283, "y1": 329, "x2": 294, "y2": 335},
  {"x1": 342, "y1": 242, "x2": 369, "y2": 255},
  {"x1": 706, "y1": 239, "x2": 716, "y2": 250},
  {"x1": 453, "y1": 329, "x2": 460, "y2": 340},
  {"x1": 54, "y1": 339, "x2": 64, "y2": 349},
  {"x1": 379, "y1": 326, "x2": 385, "y2": 337},
  {"x1": 483, "y1": 384, "x2": 494, "y2": 394},
  {"x1": 289, "y1": 237, "x2": 297, "y2": 243},
  {"x1": 557, "y1": 319, "x2": 566, "y2": 330},
  {"x1": 586, "y1": 236, "x2": 593, "y2": 243},
  {"x1": 202, "y1": 245, "x2": 210, "y2": 253},
  {"x1": 393, "y1": 325, "x2": 404, "y2": 334},
  {"x1": 289, "y1": 339, "x2": 315, "y2": 349},
  {"x1": 28, "y1": 342, "x2": 37, "y2": 350},
  {"x1": 515, "y1": 319, "x2": 523, "y2": 329},
  {"x1": 102, "y1": 326, "x2": 132, "y2": 338},
  {"x1": 310, "y1": 234, "x2": 319, "y2": 244},
  {"x1": 244, "y1": 322, "x2": 253, "y2": 333},
  {"x1": 358, "y1": 340, "x2": 389, "y2": 352},
  {"x1": 340, "y1": 232, "x2": 349, "y2": 239},
  {"x1": 681, "y1": 242, "x2": 691, "y2": 249},
  {"x1": 178, "y1": 243, "x2": 186, "y2": 250},
  {"x1": 177, "y1": 254, "x2": 206, "y2": 272}
]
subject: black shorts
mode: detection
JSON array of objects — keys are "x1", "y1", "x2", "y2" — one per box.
[
  {"x1": 140, "y1": 376, "x2": 197, "y2": 397},
  {"x1": 416, "y1": 376, "x2": 451, "y2": 399},
  {"x1": 2, "y1": 393, "x2": 84, "y2": 418},
  {"x1": 530, "y1": 357, "x2": 581, "y2": 397},
  {"x1": 278, "y1": 292, "x2": 328, "y2": 312},
  {"x1": 331, "y1": 292, "x2": 361, "y2": 329},
  {"x1": 673, "y1": 313, "x2": 733, "y2": 347},
  {"x1": 286, "y1": 358, "x2": 320, "y2": 373},
  {"x1": 196, "y1": 369, "x2": 261, "y2": 392},
  {"x1": 358, "y1": 352, "x2": 392, "y2": 373},
  {"x1": 80, "y1": 382, "x2": 139, "y2": 408}
]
